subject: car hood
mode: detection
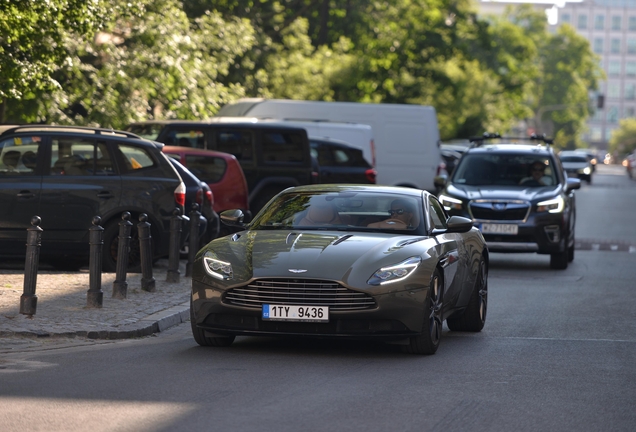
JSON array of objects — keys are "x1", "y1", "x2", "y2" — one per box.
[
  {"x1": 446, "y1": 183, "x2": 560, "y2": 202},
  {"x1": 199, "y1": 230, "x2": 437, "y2": 289}
]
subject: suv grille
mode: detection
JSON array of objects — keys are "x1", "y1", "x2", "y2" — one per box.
[
  {"x1": 470, "y1": 200, "x2": 530, "y2": 222},
  {"x1": 224, "y1": 279, "x2": 376, "y2": 311}
]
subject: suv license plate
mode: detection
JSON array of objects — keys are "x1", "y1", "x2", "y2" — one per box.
[
  {"x1": 262, "y1": 304, "x2": 329, "y2": 322},
  {"x1": 481, "y1": 223, "x2": 518, "y2": 235}
]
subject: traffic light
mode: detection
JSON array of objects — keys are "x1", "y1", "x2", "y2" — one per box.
[{"x1": 597, "y1": 94, "x2": 605, "y2": 109}]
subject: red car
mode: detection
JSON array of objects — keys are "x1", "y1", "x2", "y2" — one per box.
[{"x1": 162, "y1": 146, "x2": 250, "y2": 218}]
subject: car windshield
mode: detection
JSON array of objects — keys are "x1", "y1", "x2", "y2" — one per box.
[
  {"x1": 452, "y1": 153, "x2": 557, "y2": 187},
  {"x1": 250, "y1": 190, "x2": 425, "y2": 234},
  {"x1": 560, "y1": 155, "x2": 587, "y2": 163},
  {"x1": 126, "y1": 123, "x2": 162, "y2": 140}
]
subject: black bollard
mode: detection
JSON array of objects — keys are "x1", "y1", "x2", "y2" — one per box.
[
  {"x1": 112, "y1": 212, "x2": 133, "y2": 299},
  {"x1": 167, "y1": 208, "x2": 182, "y2": 283},
  {"x1": 138, "y1": 213, "x2": 156, "y2": 292},
  {"x1": 87, "y1": 216, "x2": 104, "y2": 308},
  {"x1": 186, "y1": 203, "x2": 201, "y2": 277},
  {"x1": 20, "y1": 216, "x2": 43, "y2": 316}
]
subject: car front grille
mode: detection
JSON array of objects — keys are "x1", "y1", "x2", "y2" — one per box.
[
  {"x1": 469, "y1": 200, "x2": 530, "y2": 222},
  {"x1": 224, "y1": 279, "x2": 376, "y2": 311}
]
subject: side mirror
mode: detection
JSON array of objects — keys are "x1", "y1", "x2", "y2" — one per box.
[
  {"x1": 445, "y1": 216, "x2": 474, "y2": 233},
  {"x1": 434, "y1": 175, "x2": 448, "y2": 189},
  {"x1": 566, "y1": 177, "x2": 581, "y2": 192},
  {"x1": 220, "y1": 209, "x2": 245, "y2": 227}
]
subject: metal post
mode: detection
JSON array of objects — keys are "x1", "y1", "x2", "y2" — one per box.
[
  {"x1": 167, "y1": 208, "x2": 182, "y2": 283},
  {"x1": 20, "y1": 216, "x2": 43, "y2": 316},
  {"x1": 186, "y1": 203, "x2": 201, "y2": 277},
  {"x1": 112, "y1": 212, "x2": 133, "y2": 299},
  {"x1": 87, "y1": 216, "x2": 104, "y2": 308},
  {"x1": 138, "y1": 213, "x2": 156, "y2": 292}
]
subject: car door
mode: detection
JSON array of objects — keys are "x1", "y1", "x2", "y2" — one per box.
[
  {"x1": 428, "y1": 196, "x2": 464, "y2": 307},
  {"x1": 39, "y1": 136, "x2": 122, "y2": 246},
  {"x1": 0, "y1": 135, "x2": 44, "y2": 253}
]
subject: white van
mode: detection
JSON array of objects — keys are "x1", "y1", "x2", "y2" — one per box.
[
  {"x1": 216, "y1": 98, "x2": 443, "y2": 192},
  {"x1": 208, "y1": 116, "x2": 375, "y2": 166}
]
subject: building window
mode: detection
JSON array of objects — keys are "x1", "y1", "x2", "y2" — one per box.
[
  {"x1": 627, "y1": 62, "x2": 636, "y2": 76},
  {"x1": 612, "y1": 16, "x2": 622, "y2": 31},
  {"x1": 578, "y1": 14, "x2": 588, "y2": 30},
  {"x1": 607, "y1": 106, "x2": 619, "y2": 123},
  {"x1": 627, "y1": 84, "x2": 636, "y2": 100},
  {"x1": 628, "y1": 39, "x2": 636, "y2": 54},
  {"x1": 591, "y1": 127, "x2": 602, "y2": 141},
  {"x1": 561, "y1": 13, "x2": 571, "y2": 24},
  {"x1": 608, "y1": 83, "x2": 620, "y2": 98},
  {"x1": 594, "y1": 38, "x2": 604, "y2": 54},
  {"x1": 595, "y1": 15, "x2": 605, "y2": 30},
  {"x1": 593, "y1": 109, "x2": 604, "y2": 121},
  {"x1": 630, "y1": 16, "x2": 636, "y2": 31},
  {"x1": 605, "y1": 128, "x2": 614, "y2": 141},
  {"x1": 611, "y1": 39, "x2": 621, "y2": 54},
  {"x1": 626, "y1": 107, "x2": 635, "y2": 118},
  {"x1": 608, "y1": 60, "x2": 621, "y2": 76}
]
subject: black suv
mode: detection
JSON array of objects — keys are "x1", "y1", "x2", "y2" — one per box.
[
  {"x1": 0, "y1": 125, "x2": 185, "y2": 271},
  {"x1": 126, "y1": 120, "x2": 314, "y2": 214},
  {"x1": 436, "y1": 134, "x2": 581, "y2": 269},
  {"x1": 310, "y1": 137, "x2": 376, "y2": 184}
]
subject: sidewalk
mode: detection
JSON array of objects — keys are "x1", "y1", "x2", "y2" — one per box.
[{"x1": 0, "y1": 260, "x2": 191, "y2": 340}]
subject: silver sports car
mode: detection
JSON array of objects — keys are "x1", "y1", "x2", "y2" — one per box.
[{"x1": 190, "y1": 185, "x2": 489, "y2": 354}]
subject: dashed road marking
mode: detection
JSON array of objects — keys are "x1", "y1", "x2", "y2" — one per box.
[{"x1": 576, "y1": 239, "x2": 636, "y2": 253}]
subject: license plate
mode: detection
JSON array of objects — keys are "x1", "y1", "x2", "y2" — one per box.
[
  {"x1": 262, "y1": 304, "x2": 329, "y2": 322},
  {"x1": 481, "y1": 223, "x2": 518, "y2": 235}
]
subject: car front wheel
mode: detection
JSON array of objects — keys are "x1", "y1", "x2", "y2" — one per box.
[
  {"x1": 190, "y1": 301, "x2": 235, "y2": 347},
  {"x1": 402, "y1": 269, "x2": 443, "y2": 355}
]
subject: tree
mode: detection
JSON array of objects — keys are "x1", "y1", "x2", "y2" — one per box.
[{"x1": 608, "y1": 118, "x2": 636, "y2": 157}]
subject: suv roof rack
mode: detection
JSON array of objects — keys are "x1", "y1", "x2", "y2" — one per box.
[
  {"x1": 469, "y1": 132, "x2": 553, "y2": 146},
  {"x1": 0, "y1": 124, "x2": 143, "y2": 140}
]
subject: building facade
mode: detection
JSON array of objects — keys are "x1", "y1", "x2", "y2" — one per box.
[{"x1": 478, "y1": 0, "x2": 636, "y2": 151}]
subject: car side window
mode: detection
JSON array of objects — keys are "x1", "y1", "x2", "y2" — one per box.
[
  {"x1": 428, "y1": 196, "x2": 448, "y2": 230},
  {"x1": 118, "y1": 144, "x2": 156, "y2": 171},
  {"x1": 216, "y1": 130, "x2": 253, "y2": 162},
  {"x1": 262, "y1": 131, "x2": 305, "y2": 164},
  {"x1": 0, "y1": 136, "x2": 42, "y2": 175},
  {"x1": 185, "y1": 154, "x2": 227, "y2": 184},
  {"x1": 50, "y1": 138, "x2": 115, "y2": 176},
  {"x1": 164, "y1": 128, "x2": 205, "y2": 149}
]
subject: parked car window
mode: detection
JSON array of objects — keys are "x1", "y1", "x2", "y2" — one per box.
[
  {"x1": 118, "y1": 143, "x2": 156, "y2": 171},
  {"x1": 262, "y1": 132, "x2": 304, "y2": 164},
  {"x1": 0, "y1": 136, "x2": 42, "y2": 175},
  {"x1": 164, "y1": 129, "x2": 204, "y2": 148},
  {"x1": 185, "y1": 154, "x2": 227, "y2": 184},
  {"x1": 216, "y1": 130, "x2": 253, "y2": 162},
  {"x1": 51, "y1": 138, "x2": 101, "y2": 176},
  {"x1": 126, "y1": 123, "x2": 163, "y2": 140}
]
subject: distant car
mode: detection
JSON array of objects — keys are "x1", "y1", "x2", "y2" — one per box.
[
  {"x1": 625, "y1": 152, "x2": 636, "y2": 179},
  {"x1": 437, "y1": 133, "x2": 580, "y2": 270},
  {"x1": 309, "y1": 137, "x2": 376, "y2": 184},
  {"x1": 440, "y1": 147, "x2": 463, "y2": 176},
  {"x1": 161, "y1": 146, "x2": 249, "y2": 219},
  {"x1": 559, "y1": 151, "x2": 593, "y2": 184},
  {"x1": 190, "y1": 184, "x2": 489, "y2": 355},
  {"x1": 0, "y1": 125, "x2": 185, "y2": 271}
]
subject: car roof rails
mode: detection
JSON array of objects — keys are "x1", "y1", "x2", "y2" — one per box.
[
  {"x1": 468, "y1": 132, "x2": 553, "y2": 147},
  {"x1": 0, "y1": 124, "x2": 143, "y2": 140}
]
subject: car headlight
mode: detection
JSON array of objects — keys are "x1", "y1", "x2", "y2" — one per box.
[
  {"x1": 203, "y1": 257, "x2": 233, "y2": 280},
  {"x1": 537, "y1": 196, "x2": 564, "y2": 213},
  {"x1": 438, "y1": 194, "x2": 463, "y2": 211},
  {"x1": 579, "y1": 167, "x2": 591, "y2": 175},
  {"x1": 368, "y1": 256, "x2": 421, "y2": 286}
]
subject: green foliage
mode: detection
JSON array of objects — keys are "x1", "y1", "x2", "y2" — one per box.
[{"x1": 608, "y1": 118, "x2": 636, "y2": 156}]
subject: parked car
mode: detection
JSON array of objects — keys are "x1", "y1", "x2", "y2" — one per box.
[
  {"x1": 0, "y1": 125, "x2": 185, "y2": 271},
  {"x1": 309, "y1": 137, "x2": 376, "y2": 184},
  {"x1": 126, "y1": 120, "x2": 313, "y2": 214},
  {"x1": 436, "y1": 133, "x2": 580, "y2": 270},
  {"x1": 189, "y1": 184, "x2": 489, "y2": 355},
  {"x1": 161, "y1": 146, "x2": 249, "y2": 221},
  {"x1": 559, "y1": 150, "x2": 593, "y2": 184},
  {"x1": 167, "y1": 158, "x2": 215, "y2": 249}
]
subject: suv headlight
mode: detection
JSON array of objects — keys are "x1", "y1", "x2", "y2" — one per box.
[
  {"x1": 203, "y1": 257, "x2": 233, "y2": 280},
  {"x1": 537, "y1": 196, "x2": 564, "y2": 213},
  {"x1": 368, "y1": 256, "x2": 421, "y2": 286},
  {"x1": 438, "y1": 194, "x2": 463, "y2": 211}
]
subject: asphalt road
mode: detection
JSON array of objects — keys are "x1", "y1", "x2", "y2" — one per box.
[{"x1": 1, "y1": 164, "x2": 635, "y2": 432}]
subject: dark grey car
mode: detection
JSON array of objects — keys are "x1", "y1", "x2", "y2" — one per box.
[{"x1": 0, "y1": 125, "x2": 185, "y2": 271}]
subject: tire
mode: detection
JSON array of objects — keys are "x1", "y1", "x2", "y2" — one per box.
[
  {"x1": 402, "y1": 269, "x2": 443, "y2": 355},
  {"x1": 190, "y1": 301, "x2": 235, "y2": 347},
  {"x1": 102, "y1": 220, "x2": 143, "y2": 273},
  {"x1": 447, "y1": 257, "x2": 488, "y2": 332},
  {"x1": 568, "y1": 241, "x2": 575, "y2": 262},
  {"x1": 550, "y1": 249, "x2": 568, "y2": 270}
]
